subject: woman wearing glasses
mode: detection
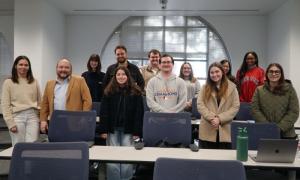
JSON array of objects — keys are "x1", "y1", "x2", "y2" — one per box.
[{"x1": 251, "y1": 63, "x2": 299, "y2": 139}]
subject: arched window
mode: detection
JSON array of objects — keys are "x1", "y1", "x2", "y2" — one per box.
[{"x1": 101, "y1": 16, "x2": 230, "y2": 84}]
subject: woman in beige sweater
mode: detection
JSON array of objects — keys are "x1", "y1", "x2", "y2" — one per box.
[
  {"x1": 1, "y1": 56, "x2": 41, "y2": 146},
  {"x1": 197, "y1": 62, "x2": 240, "y2": 149}
]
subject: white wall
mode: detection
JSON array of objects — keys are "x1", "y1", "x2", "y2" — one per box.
[
  {"x1": 268, "y1": 0, "x2": 300, "y2": 126},
  {"x1": 65, "y1": 15, "x2": 126, "y2": 75},
  {"x1": 0, "y1": 15, "x2": 14, "y2": 52},
  {"x1": 203, "y1": 15, "x2": 268, "y2": 74},
  {"x1": 14, "y1": 0, "x2": 65, "y2": 89}
]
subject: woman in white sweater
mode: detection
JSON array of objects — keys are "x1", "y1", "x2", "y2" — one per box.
[
  {"x1": 179, "y1": 62, "x2": 201, "y2": 111},
  {"x1": 1, "y1": 56, "x2": 41, "y2": 146}
]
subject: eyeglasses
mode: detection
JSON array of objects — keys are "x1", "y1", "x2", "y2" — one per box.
[{"x1": 268, "y1": 70, "x2": 281, "y2": 75}]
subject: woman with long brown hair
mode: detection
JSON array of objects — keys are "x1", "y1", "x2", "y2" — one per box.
[
  {"x1": 197, "y1": 62, "x2": 240, "y2": 149},
  {"x1": 99, "y1": 66, "x2": 143, "y2": 180},
  {"x1": 1, "y1": 55, "x2": 41, "y2": 146},
  {"x1": 179, "y1": 62, "x2": 200, "y2": 111}
]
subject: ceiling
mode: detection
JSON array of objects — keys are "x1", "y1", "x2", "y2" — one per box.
[{"x1": 0, "y1": 0, "x2": 287, "y2": 16}]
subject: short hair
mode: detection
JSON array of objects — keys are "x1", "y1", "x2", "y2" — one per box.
[
  {"x1": 114, "y1": 45, "x2": 127, "y2": 54},
  {"x1": 148, "y1": 49, "x2": 161, "y2": 58},
  {"x1": 87, "y1": 54, "x2": 101, "y2": 72},
  {"x1": 159, "y1": 54, "x2": 174, "y2": 64}
]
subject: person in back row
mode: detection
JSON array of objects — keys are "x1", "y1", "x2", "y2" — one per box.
[
  {"x1": 102, "y1": 45, "x2": 145, "y2": 91},
  {"x1": 236, "y1": 51, "x2": 265, "y2": 102},
  {"x1": 1, "y1": 56, "x2": 41, "y2": 146},
  {"x1": 82, "y1": 54, "x2": 105, "y2": 102},
  {"x1": 251, "y1": 63, "x2": 299, "y2": 139},
  {"x1": 40, "y1": 59, "x2": 92, "y2": 133},
  {"x1": 179, "y1": 62, "x2": 201, "y2": 112},
  {"x1": 146, "y1": 54, "x2": 187, "y2": 112},
  {"x1": 197, "y1": 62, "x2": 240, "y2": 149},
  {"x1": 140, "y1": 49, "x2": 161, "y2": 90}
]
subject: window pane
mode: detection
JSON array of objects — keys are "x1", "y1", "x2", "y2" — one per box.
[
  {"x1": 186, "y1": 53, "x2": 206, "y2": 60},
  {"x1": 187, "y1": 28, "x2": 207, "y2": 53},
  {"x1": 123, "y1": 18, "x2": 142, "y2": 27},
  {"x1": 189, "y1": 61, "x2": 207, "y2": 78},
  {"x1": 173, "y1": 60, "x2": 185, "y2": 76},
  {"x1": 209, "y1": 31, "x2": 228, "y2": 62},
  {"x1": 121, "y1": 27, "x2": 142, "y2": 53},
  {"x1": 187, "y1": 17, "x2": 205, "y2": 27},
  {"x1": 144, "y1": 29, "x2": 163, "y2": 52},
  {"x1": 144, "y1": 16, "x2": 163, "y2": 26},
  {"x1": 128, "y1": 59, "x2": 143, "y2": 67},
  {"x1": 165, "y1": 28, "x2": 184, "y2": 52},
  {"x1": 166, "y1": 16, "x2": 185, "y2": 26}
]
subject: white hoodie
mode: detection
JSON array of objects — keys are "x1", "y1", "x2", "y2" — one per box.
[{"x1": 146, "y1": 72, "x2": 187, "y2": 112}]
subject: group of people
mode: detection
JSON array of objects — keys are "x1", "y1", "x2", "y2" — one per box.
[{"x1": 1, "y1": 45, "x2": 299, "y2": 180}]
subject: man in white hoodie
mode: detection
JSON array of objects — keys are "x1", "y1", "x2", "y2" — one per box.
[{"x1": 146, "y1": 54, "x2": 187, "y2": 112}]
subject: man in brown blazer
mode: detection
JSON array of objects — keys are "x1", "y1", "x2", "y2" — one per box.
[{"x1": 40, "y1": 59, "x2": 92, "y2": 133}]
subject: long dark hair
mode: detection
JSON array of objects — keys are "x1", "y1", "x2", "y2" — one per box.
[
  {"x1": 265, "y1": 63, "x2": 287, "y2": 95},
  {"x1": 204, "y1": 62, "x2": 228, "y2": 103},
  {"x1": 87, "y1": 54, "x2": 101, "y2": 73},
  {"x1": 220, "y1": 59, "x2": 236, "y2": 83},
  {"x1": 11, "y1": 55, "x2": 34, "y2": 84},
  {"x1": 237, "y1": 51, "x2": 259, "y2": 82},
  {"x1": 179, "y1": 62, "x2": 197, "y2": 83},
  {"x1": 104, "y1": 66, "x2": 141, "y2": 96}
]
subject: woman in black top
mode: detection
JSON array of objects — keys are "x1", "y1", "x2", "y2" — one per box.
[
  {"x1": 100, "y1": 66, "x2": 144, "y2": 180},
  {"x1": 81, "y1": 54, "x2": 105, "y2": 102}
]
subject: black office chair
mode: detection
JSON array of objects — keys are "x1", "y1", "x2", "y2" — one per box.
[
  {"x1": 153, "y1": 158, "x2": 246, "y2": 180},
  {"x1": 143, "y1": 111, "x2": 192, "y2": 147},
  {"x1": 48, "y1": 110, "x2": 96, "y2": 146},
  {"x1": 231, "y1": 122, "x2": 280, "y2": 150},
  {"x1": 9, "y1": 142, "x2": 89, "y2": 180},
  {"x1": 234, "y1": 102, "x2": 254, "y2": 121}
]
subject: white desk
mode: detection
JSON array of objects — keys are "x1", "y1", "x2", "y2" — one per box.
[{"x1": 1, "y1": 146, "x2": 299, "y2": 179}]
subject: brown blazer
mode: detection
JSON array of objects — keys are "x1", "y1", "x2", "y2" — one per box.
[
  {"x1": 197, "y1": 80, "x2": 240, "y2": 142},
  {"x1": 40, "y1": 75, "x2": 92, "y2": 121}
]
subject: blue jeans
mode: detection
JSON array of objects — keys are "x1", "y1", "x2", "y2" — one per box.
[{"x1": 106, "y1": 128, "x2": 133, "y2": 180}]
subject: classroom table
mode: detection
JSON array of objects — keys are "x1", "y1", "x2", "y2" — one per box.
[{"x1": 1, "y1": 146, "x2": 299, "y2": 180}]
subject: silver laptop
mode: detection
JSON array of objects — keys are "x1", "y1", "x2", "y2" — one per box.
[{"x1": 249, "y1": 139, "x2": 298, "y2": 163}]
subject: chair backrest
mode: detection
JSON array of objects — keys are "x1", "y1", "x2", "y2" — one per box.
[
  {"x1": 235, "y1": 102, "x2": 254, "y2": 121},
  {"x1": 48, "y1": 110, "x2": 96, "y2": 142},
  {"x1": 92, "y1": 102, "x2": 101, "y2": 116},
  {"x1": 231, "y1": 122, "x2": 280, "y2": 150},
  {"x1": 153, "y1": 158, "x2": 246, "y2": 180},
  {"x1": 9, "y1": 142, "x2": 89, "y2": 180},
  {"x1": 143, "y1": 112, "x2": 191, "y2": 147},
  {"x1": 142, "y1": 96, "x2": 150, "y2": 112},
  {"x1": 191, "y1": 97, "x2": 201, "y2": 119}
]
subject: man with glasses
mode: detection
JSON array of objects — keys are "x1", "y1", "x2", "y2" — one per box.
[{"x1": 146, "y1": 54, "x2": 187, "y2": 112}]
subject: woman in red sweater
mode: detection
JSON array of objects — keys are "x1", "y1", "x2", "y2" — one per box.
[{"x1": 236, "y1": 51, "x2": 265, "y2": 102}]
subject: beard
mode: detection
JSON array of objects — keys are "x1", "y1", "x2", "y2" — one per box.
[
  {"x1": 57, "y1": 72, "x2": 70, "y2": 80},
  {"x1": 117, "y1": 57, "x2": 127, "y2": 64}
]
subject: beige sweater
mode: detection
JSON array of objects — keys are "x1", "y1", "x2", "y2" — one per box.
[{"x1": 1, "y1": 78, "x2": 41, "y2": 129}]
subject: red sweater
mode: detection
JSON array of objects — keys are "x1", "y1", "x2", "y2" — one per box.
[{"x1": 236, "y1": 67, "x2": 265, "y2": 102}]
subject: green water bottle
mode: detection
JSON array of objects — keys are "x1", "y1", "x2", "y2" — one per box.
[{"x1": 236, "y1": 127, "x2": 248, "y2": 161}]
